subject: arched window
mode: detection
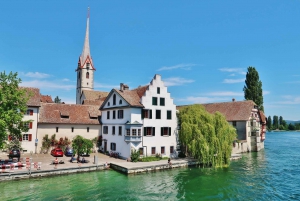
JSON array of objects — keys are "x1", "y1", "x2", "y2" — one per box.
[
  {"x1": 86, "y1": 72, "x2": 89, "y2": 79},
  {"x1": 113, "y1": 94, "x2": 116, "y2": 105},
  {"x1": 119, "y1": 100, "x2": 122, "y2": 105}
]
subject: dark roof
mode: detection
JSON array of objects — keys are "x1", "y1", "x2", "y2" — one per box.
[
  {"x1": 39, "y1": 103, "x2": 101, "y2": 125},
  {"x1": 23, "y1": 87, "x2": 41, "y2": 107},
  {"x1": 40, "y1": 95, "x2": 53, "y2": 103},
  {"x1": 177, "y1": 100, "x2": 257, "y2": 121}
]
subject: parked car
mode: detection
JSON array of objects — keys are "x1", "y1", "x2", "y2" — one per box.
[
  {"x1": 8, "y1": 149, "x2": 21, "y2": 161},
  {"x1": 64, "y1": 147, "x2": 74, "y2": 157},
  {"x1": 51, "y1": 148, "x2": 63, "y2": 157}
]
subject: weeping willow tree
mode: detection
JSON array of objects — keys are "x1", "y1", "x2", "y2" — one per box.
[{"x1": 178, "y1": 104, "x2": 237, "y2": 168}]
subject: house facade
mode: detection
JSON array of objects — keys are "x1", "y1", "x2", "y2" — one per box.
[{"x1": 100, "y1": 74, "x2": 178, "y2": 159}]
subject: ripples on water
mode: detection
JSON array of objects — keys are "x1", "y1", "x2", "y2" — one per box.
[{"x1": 1, "y1": 131, "x2": 300, "y2": 200}]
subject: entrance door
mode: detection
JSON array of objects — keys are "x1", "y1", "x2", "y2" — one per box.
[{"x1": 104, "y1": 141, "x2": 107, "y2": 152}]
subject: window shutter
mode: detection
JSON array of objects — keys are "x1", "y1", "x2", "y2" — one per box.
[
  {"x1": 152, "y1": 127, "x2": 155, "y2": 136},
  {"x1": 29, "y1": 134, "x2": 32, "y2": 141},
  {"x1": 19, "y1": 135, "x2": 22, "y2": 141},
  {"x1": 30, "y1": 110, "x2": 33, "y2": 116},
  {"x1": 141, "y1": 109, "x2": 144, "y2": 119},
  {"x1": 161, "y1": 127, "x2": 163, "y2": 136},
  {"x1": 169, "y1": 127, "x2": 171, "y2": 136},
  {"x1": 144, "y1": 127, "x2": 146, "y2": 136},
  {"x1": 29, "y1": 122, "x2": 33, "y2": 129},
  {"x1": 149, "y1": 110, "x2": 152, "y2": 119}
]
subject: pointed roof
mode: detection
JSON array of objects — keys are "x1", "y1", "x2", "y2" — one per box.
[{"x1": 78, "y1": 7, "x2": 95, "y2": 70}]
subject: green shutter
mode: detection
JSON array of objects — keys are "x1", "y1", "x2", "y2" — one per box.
[
  {"x1": 152, "y1": 127, "x2": 155, "y2": 136},
  {"x1": 169, "y1": 127, "x2": 171, "y2": 136},
  {"x1": 150, "y1": 110, "x2": 152, "y2": 119},
  {"x1": 161, "y1": 127, "x2": 163, "y2": 136}
]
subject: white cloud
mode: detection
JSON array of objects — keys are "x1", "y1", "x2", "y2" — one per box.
[
  {"x1": 223, "y1": 78, "x2": 245, "y2": 84},
  {"x1": 163, "y1": 77, "x2": 195, "y2": 86},
  {"x1": 219, "y1": 68, "x2": 246, "y2": 75},
  {"x1": 62, "y1": 78, "x2": 70, "y2": 82},
  {"x1": 94, "y1": 82, "x2": 119, "y2": 89},
  {"x1": 157, "y1": 63, "x2": 196, "y2": 71},
  {"x1": 263, "y1": 90, "x2": 270, "y2": 95},
  {"x1": 177, "y1": 96, "x2": 226, "y2": 103},
  {"x1": 206, "y1": 91, "x2": 244, "y2": 96},
  {"x1": 274, "y1": 95, "x2": 300, "y2": 105},
  {"x1": 20, "y1": 80, "x2": 74, "y2": 91},
  {"x1": 23, "y1": 72, "x2": 51, "y2": 79}
]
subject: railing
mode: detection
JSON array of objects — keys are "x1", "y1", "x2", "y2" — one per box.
[{"x1": 124, "y1": 136, "x2": 142, "y2": 142}]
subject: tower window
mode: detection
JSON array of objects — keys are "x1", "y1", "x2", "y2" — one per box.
[
  {"x1": 86, "y1": 63, "x2": 90, "y2": 70},
  {"x1": 86, "y1": 72, "x2": 89, "y2": 79}
]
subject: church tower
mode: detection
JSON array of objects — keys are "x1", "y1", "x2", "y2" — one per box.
[{"x1": 76, "y1": 7, "x2": 95, "y2": 104}]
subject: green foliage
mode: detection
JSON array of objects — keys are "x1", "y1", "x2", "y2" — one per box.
[
  {"x1": 130, "y1": 149, "x2": 140, "y2": 162},
  {"x1": 54, "y1": 96, "x2": 61, "y2": 103},
  {"x1": 178, "y1": 104, "x2": 237, "y2": 168},
  {"x1": 273, "y1": 115, "x2": 279, "y2": 130},
  {"x1": 72, "y1": 135, "x2": 93, "y2": 156},
  {"x1": 40, "y1": 134, "x2": 52, "y2": 153},
  {"x1": 178, "y1": 151, "x2": 186, "y2": 158},
  {"x1": 140, "y1": 156, "x2": 161, "y2": 162},
  {"x1": 243, "y1": 67, "x2": 264, "y2": 111},
  {"x1": 57, "y1": 137, "x2": 71, "y2": 151},
  {"x1": 267, "y1": 116, "x2": 272, "y2": 130},
  {"x1": 0, "y1": 71, "x2": 32, "y2": 149}
]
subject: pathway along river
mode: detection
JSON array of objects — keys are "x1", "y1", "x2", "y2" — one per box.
[{"x1": 0, "y1": 131, "x2": 300, "y2": 200}]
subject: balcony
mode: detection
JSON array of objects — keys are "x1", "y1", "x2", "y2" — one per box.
[{"x1": 124, "y1": 135, "x2": 142, "y2": 142}]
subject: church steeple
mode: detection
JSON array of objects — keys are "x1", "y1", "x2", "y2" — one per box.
[{"x1": 76, "y1": 7, "x2": 95, "y2": 104}]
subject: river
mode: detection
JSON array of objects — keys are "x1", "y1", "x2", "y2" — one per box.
[{"x1": 0, "y1": 131, "x2": 299, "y2": 200}]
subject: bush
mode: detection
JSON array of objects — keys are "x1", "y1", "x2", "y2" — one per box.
[
  {"x1": 131, "y1": 149, "x2": 140, "y2": 162},
  {"x1": 178, "y1": 152, "x2": 186, "y2": 158},
  {"x1": 140, "y1": 156, "x2": 161, "y2": 162}
]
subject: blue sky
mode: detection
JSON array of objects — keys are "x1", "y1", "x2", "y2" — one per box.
[{"x1": 1, "y1": 1, "x2": 300, "y2": 120}]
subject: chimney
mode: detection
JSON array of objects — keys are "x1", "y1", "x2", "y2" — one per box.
[
  {"x1": 120, "y1": 83, "x2": 129, "y2": 91},
  {"x1": 232, "y1": 98, "x2": 235, "y2": 102}
]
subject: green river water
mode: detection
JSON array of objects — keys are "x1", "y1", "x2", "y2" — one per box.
[{"x1": 0, "y1": 131, "x2": 299, "y2": 200}]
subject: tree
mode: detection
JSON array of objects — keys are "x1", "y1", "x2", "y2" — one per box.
[
  {"x1": 267, "y1": 116, "x2": 272, "y2": 130},
  {"x1": 288, "y1": 123, "x2": 295, "y2": 130},
  {"x1": 0, "y1": 71, "x2": 31, "y2": 149},
  {"x1": 279, "y1": 116, "x2": 283, "y2": 125},
  {"x1": 243, "y1": 67, "x2": 264, "y2": 111},
  {"x1": 72, "y1": 135, "x2": 93, "y2": 157},
  {"x1": 54, "y1": 96, "x2": 61, "y2": 103},
  {"x1": 273, "y1": 115, "x2": 279, "y2": 130},
  {"x1": 178, "y1": 104, "x2": 237, "y2": 168}
]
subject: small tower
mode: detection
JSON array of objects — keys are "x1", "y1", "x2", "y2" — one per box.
[{"x1": 76, "y1": 7, "x2": 96, "y2": 104}]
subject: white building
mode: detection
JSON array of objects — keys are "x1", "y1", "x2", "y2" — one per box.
[{"x1": 100, "y1": 74, "x2": 178, "y2": 159}]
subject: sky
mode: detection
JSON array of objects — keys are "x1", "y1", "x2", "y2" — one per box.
[{"x1": 1, "y1": 1, "x2": 300, "y2": 120}]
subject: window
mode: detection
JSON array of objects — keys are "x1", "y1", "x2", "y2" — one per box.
[
  {"x1": 142, "y1": 109, "x2": 152, "y2": 119},
  {"x1": 87, "y1": 127, "x2": 89, "y2": 132},
  {"x1": 118, "y1": 126, "x2": 122, "y2": 136},
  {"x1": 157, "y1": 87, "x2": 160, "y2": 94},
  {"x1": 151, "y1": 147, "x2": 156, "y2": 155},
  {"x1": 56, "y1": 127, "x2": 59, "y2": 133},
  {"x1": 161, "y1": 127, "x2": 171, "y2": 136},
  {"x1": 103, "y1": 126, "x2": 108, "y2": 134},
  {"x1": 152, "y1": 97, "x2": 157, "y2": 105},
  {"x1": 113, "y1": 111, "x2": 116, "y2": 119},
  {"x1": 86, "y1": 63, "x2": 90, "y2": 69},
  {"x1": 108, "y1": 102, "x2": 110, "y2": 106},
  {"x1": 144, "y1": 127, "x2": 155, "y2": 136},
  {"x1": 161, "y1": 147, "x2": 165, "y2": 154},
  {"x1": 232, "y1": 121, "x2": 237, "y2": 127},
  {"x1": 119, "y1": 100, "x2": 122, "y2": 105},
  {"x1": 160, "y1": 98, "x2": 165, "y2": 106},
  {"x1": 138, "y1": 129, "x2": 141, "y2": 136},
  {"x1": 110, "y1": 143, "x2": 116, "y2": 151},
  {"x1": 167, "y1": 111, "x2": 172, "y2": 120},
  {"x1": 107, "y1": 111, "x2": 110, "y2": 119},
  {"x1": 112, "y1": 126, "x2": 115, "y2": 135},
  {"x1": 139, "y1": 148, "x2": 144, "y2": 155},
  {"x1": 113, "y1": 94, "x2": 116, "y2": 105},
  {"x1": 156, "y1": 110, "x2": 161, "y2": 119},
  {"x1": 22, "y1": 134, "x2": 32, "y2": 141},
  {"x1": 86, "y1": 72, "x2": 89, "y2": 79},
  {"x1": 132, "y1": 129, "x2": 137, "y2": 136},
  {"x1": 126, "y1": 129, "x2": 130, "y2": 136},
  {"x1": 25, "y1": 122, "x2": 33, "y2": 129},
  {"x1": 118, "y1": 110, "x2": 124, "y2": 119},
  {"x1": 170, "y1": 146, "x2": 174, "y2": 154},
  {"x1": 26, "y1": 109, "x2": 33, "y2": 116},
  {"x1": 71, "y1": 127, "x2": 74, "y2": 132}
]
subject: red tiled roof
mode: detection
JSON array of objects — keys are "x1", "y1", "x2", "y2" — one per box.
[
  {"x1": 82, "y1": 99, "x2": 104, "y2": 106},
  {"x1": 22, "y1": 87, "x2": 41, "y2": 107},
  {"x1": 39, "y1": 103, "x2": 101, "y2": 125},
  {"x1": 132, "y1": 85, "x2": 149, "y2": 98},
  {"x1": 177, "y1": 100, "x2": 257, "y2": 121},
  {"x1": 115, "y1": 89, "x2": 143, "y2": 107},
  {"x1": 259, "y1": 110, "x2": 267, "y2": 124},
  {"x1": 82, "y1": 90, "x2": 109, "y2": 100},
  {"x1": 40, "y1": 95, "x2": 53, "y2": 103}
]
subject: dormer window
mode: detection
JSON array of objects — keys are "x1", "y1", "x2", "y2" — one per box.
[
  {"x1": 108, "y1": 102, "x2": 110, "y2": 106},
  {"x1": 61, "y1": 115, "x2": 69, "y2": 119}
]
